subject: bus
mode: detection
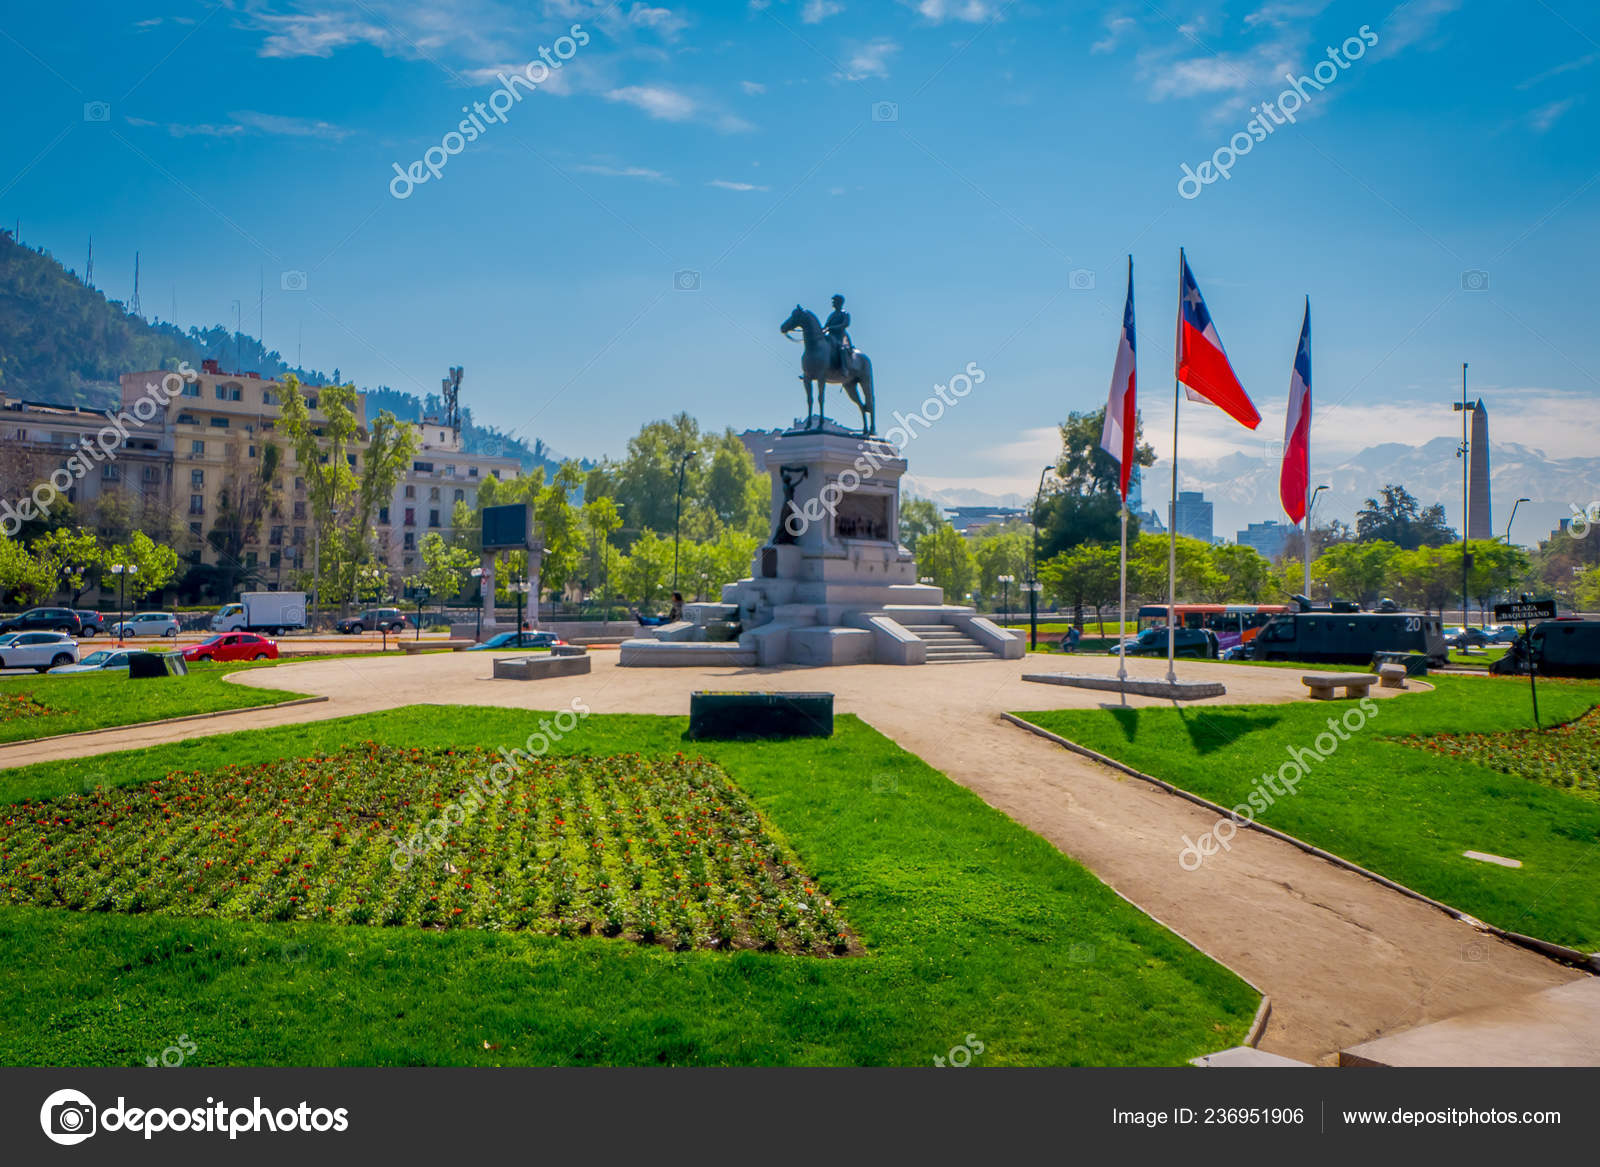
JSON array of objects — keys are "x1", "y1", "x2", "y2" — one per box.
[{"x1": 1135, "y1": 603, "x2": 1291, "y2": 651}]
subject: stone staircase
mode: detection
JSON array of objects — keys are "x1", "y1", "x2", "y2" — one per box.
[{"x1": 901, "y1": 623, "x2": 1000, "y2": 664}]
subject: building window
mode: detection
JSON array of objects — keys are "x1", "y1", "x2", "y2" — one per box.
[
  {"x1": 403, "y1": 533, "x2": 415, "y2": 550},
  {"x1": 293, "y1": 500, "x2": 306, "y2": 519},
  {"x1": 216, "y1": 383, "x2": 243, "y2": 402},
  {"x1": 269, "y1": 551, "x2": 280, "y2": 568},
  {"x1": 429, "y1": 486, "x2": 440, "y2": 501},
  {"x1": 248, "y1": 445, "x2": 257, "y2": 458},
  {"x1": 270, "y1": 526, "x2": 283, "y2": 546},
  {"x1": 453, "y1": 489, "x2": 464, "y2": 503},
  {"x1": 428, "y1": 509, "x2": 440, "y2": 528},
  {"x1": 306, "y1": 397, "x2": 317, "y2": 410},
  {"x1": 468, "y1": 466, "x2": 479, "y2": 477},
  {"x1": 189, "y1": 494, "x2": 204, "y2": 515},
  {"x1": 102, "y1": 464, "x2": 120, "y2": 481},
  {"x1": 177, "y1": 412, "x2": 199, "y2": 425},
  {"x1": 404, "y1": 485, "x2": 415, "y2": 499},
  {"x1": 294, "y1": 477, "x2": 304, "y2": 491},
  {"x1": 143, "y1": 465, "x2": 161, "y2": 483},
  {"x1": 292, "y1": 527, "x2": 305, "y2": 545},
  {"x1": 190, "y1": 439, "x2": 204, "y2": 455},
  {"x1": 209, "y1": 417, "x2": 230, "y2": 428},
  {"x1": 190, "y1": 521, "x2": 202, "y2": 537},
  {"x1": 445, "y1": 465, "x2": 457, "y2": 478},
  {"x1": 404, "y1": 507, "x2": 415, "y2": 526},
  {"x1": 378, "y1": 506, "x2": 390, "y2": 524},
  {"x1": 347, "y1": 453, "x2": 357, "y2": 469},
  {"x1": 413, "y1": 461, "x2": 434, "y2": 473},
  {"x1": 262, "y1": 389, "x2": 278, "y2": 405},
  {"x1": 181, "y1": 381, "x2": 200, "y2": 398},
  {"x1": 244, "y1": 551, "x2": 258, "y2": 567},
  {"x1": 190, "y1": 469, "x2": 204, "y2": 488}
]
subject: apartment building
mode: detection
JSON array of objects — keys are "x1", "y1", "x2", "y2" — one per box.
[
  {"x1": 0, "y1": 389, "x2": 175, "y2": 538},
  {"x1": 378, "y1": 419, "x2": 521, "y2": 576},
  {"x1": 120, "y1": 360, "x2": 368, "y2": 589}
]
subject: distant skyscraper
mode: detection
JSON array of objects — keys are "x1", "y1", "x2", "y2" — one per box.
[
  {"x1": 1173, "y1": 490, "x2": 1213, "y2": 543},
  {"x1": 1236, "y1": 520, "x2": 1289, "y2": 560},
  {"x1": 1468, "y1": 398, "x2": 1492, "y2": 539}
]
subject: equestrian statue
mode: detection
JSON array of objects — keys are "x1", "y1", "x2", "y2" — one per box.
[{"x1": 780, "y1": 294, "x2": 876, "y2": 436}]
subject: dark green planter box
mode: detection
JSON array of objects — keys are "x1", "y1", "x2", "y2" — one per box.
[
  {"x1": 688, "y1": 691, "x2": 833, "y2": 740},
  {"x1": 129, "y1": 651, "x2": 189, "y2": 679}
]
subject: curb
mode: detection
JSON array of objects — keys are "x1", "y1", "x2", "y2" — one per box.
[
  {"x1": 1000, "y1": 712, "x2": 1600, "y2": 975},
  {"x1": 0, "y1": 696, "x2": 331, "y2": 751}
]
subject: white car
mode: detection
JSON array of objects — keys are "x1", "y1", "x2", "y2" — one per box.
[
  {"x1": 0, "y1": 631, "x2": 80, "y2": 673},
  {"x1": 50, "y1": 648, "x2": 146, "y2": 674},
  {"x1": 109, "y1": 612, "x2": 180, "y2": 637}
]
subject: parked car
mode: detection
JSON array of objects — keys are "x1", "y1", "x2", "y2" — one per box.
[
  {"x1": 1107, "y1": 626, "x2": 1219, "y2": 659},
  {"x1": 50, "y1": 648, "x2": 148, "y2": 674},
  {"x1": 336, "y1": 607, "x2": 408, "y2": 634},
  {"x1": 182, "y1": 632, "x2": 279, "y2": 664},
  {"x1": 74, "y1": 611, "x2": 106, "y2": 637},
  {"x1": 1446, "y1": 626, "x2": 1490, "y2": 650},
  {"x1": 1484, "y1": 624, "x2": 1522, "y2": 644},
  {"x1": 465, "y1": 630, "x2": 565, "y2": 651},
  {"x1": 0, "y1": 631, "x2": 79, "y2": 672},
  {"x1": 109, "y1": 612, "x2": 181, "y2": 637},
  {"x1": 0, "y1": 607, "x2": 82, "y2": 635}
]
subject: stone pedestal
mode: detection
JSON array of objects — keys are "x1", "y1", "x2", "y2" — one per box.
[{"x1": 621, "y1": 422, "x2": 1023, "y2": 668}]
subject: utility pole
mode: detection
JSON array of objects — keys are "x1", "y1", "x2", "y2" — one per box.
[{"x1": 1453, "y1": 364, "x2": 1472, "y2": 629}]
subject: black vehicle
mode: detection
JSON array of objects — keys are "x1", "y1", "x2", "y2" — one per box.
[
  {"x1": 1491, "y1": 619, "x2": 1600, "y2": 678},
  {"x1": 1109, "y1": 626, "x2": 1220, "y2": 659},
  {"x1": 74, "y1": 610, "x2": 106, "y2": 637},
  {"x1": 0, "y1": 607, "x2": 82, "y2": 635},
  {"x1": 336, "y1": 607, "x2": 408, "y2": 634},
  {"x1": 1246, "y1": 611, "x2": 1448, "y2": 665}
]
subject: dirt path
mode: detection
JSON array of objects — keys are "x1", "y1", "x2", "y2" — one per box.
[{"x1": 0, "y1": 650, "x2": 1581, "y2": 1063}]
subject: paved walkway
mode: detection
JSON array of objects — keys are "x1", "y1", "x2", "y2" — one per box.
[{"x1": 0, "y1": 650, "x2": 1582, "y2": 1064}]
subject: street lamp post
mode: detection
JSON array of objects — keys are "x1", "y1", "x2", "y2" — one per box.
[
  {"x1": 1505, "y1": 497, "x2": 1529, "y2": 546},
  {"x1": 998, "y1": 574, "x2": 1014, "y2": 626},
  {"x1": 110, "y1": 563, "x2": 138, "y2": 645},
  {"x1": 1306, "y1": 483, "x2": 1330, "y2": 601},
  {"x1": 672, "y1": 450, "x2": 693, "y2": 593},
  {"x1": 470, "y1": 567, "x2": 485, "y2": 641},
  {"x1": 1029, "y1": 465, "x2": 1054, "y2": 651},
  {"x1": 1453, "y1": 366, "x2": 1474, "y2": 628}
]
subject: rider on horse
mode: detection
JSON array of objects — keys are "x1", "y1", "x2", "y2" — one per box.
[{"x1": 823, "y1": 294, "x2": 852, "y2": 373}]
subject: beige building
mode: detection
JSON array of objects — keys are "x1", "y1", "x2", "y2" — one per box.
[
  {"x1": 120, "y1": 360, "x2": 368, "y2": 589},
  {"x1": 378, "y1": 419, "x2": 521, "y2": 576}
]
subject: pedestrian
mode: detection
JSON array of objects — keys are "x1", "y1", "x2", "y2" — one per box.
[{"x1": 1067, "y1": 625, "x2": 1081, "y2": 653}]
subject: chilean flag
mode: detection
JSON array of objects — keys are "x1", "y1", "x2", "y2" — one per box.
[
  {"x1": 1100, "y1": 257, "x2": 1136, "y2": 500},
  {"x1": 1176, "y1": 251, "x2": 1260, "y2": 430},
  {"x1": 1279, "y1": 299, "x2": 1311, "y2": 524}
]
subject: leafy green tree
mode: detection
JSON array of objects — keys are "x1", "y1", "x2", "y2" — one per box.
[
  {"x1": 917, "y1": 523, "x2": 976, "y2": 601},
  {"x1": 0, "y1": 535, "x2": 50, "y2": 604},
  {"x1": 405, "y1": 532, "x2": 476, "y2": 616},
  {"x1": 1207, "y1": 543, "x2": 1271, "y2": 602},
  {"x1": 1355, "y1": 484, "x2": 1455, "y2": 550},
  {"x1": 1309, "y1": 540, "x2": 1400, "y2": 605},
  {"x1": 1037, "y1": 407, "x2": 1154, "y2": 559},
  {"x1": 1039, "y1": 543, "x2": 1120, "y2": 630},
  {"x1": 581, "y1": 494, "x2": 623, "y2": 611},
  {"x1": 1467, "y1": 539, "x2": 1530, "y2": 624},
  {"x1": 535, "y1": 460, "x2": 585, "y2": 602},
  {"x1": 701, "y1": 428, "x2": 767, "y2": 539},
  {"x1": 898, "y1": 497, "x2": 942, "y2": 553},
  {"x1": 612, "y1": 414, "x2": 702, "y2": 538},
  {"x1": 104, "y1": 530, "x2": 179, "y2": 601},
  {"x1": 32, "y1": 526, "x2": 101, "y2": 604},
  {"x1": 617, "y1": 529, "x2": 674, "y2": 611},
  {"x1": 971, "y1": 526, "x2": 1031, "y2": 600}
]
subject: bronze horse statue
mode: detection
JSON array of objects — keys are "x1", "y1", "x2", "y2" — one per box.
[{"x1": 780, "y1": 305, "x2": 876, "y2": 435}]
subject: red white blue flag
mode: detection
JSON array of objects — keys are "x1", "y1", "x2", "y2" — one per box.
[
  {"x1": 1100, "y1": 257, "x2": 1137, "y2": 501},
  {"x1": 1176, "y1": 250, "x2": 1260, "y2": 430},
  {"x1": 1280, "y1": 299, "x2": 1312, "y2": 524}
]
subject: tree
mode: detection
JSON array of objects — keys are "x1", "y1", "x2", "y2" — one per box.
[
  {"x1": 917, "y1": 523, "x2": 975, "y2": 601},
  {"x1": 1310, "y1": 540, "x2": 1400, "y2": 605},
  {"x1": 405, "y1": 532, "x2": 476, "y2": 617},
  {"x1": 617, "y1": 529, "x2": 674, "y2": 611},
  {"x1": 1039, "y1": 544, "x2": 1119, "y2": 630},
  {"x1": 535, "y1": 460, "x2": 585, "y2": 602},
  {"x1": 612, "y1": 413, "x2": 702, "y2": 538},
  {"x1": 31, "y1": 526, "x2": 101, "y2": 604},
  {"x1": 0, "y1": 535, "x2": 50, "y2": 604},
  {"x1": 1355, "y1": 484, "x2": 1455, "y2": 550},
  {"x1": 1467, "y1": 539, "x2": 1529, "y2": 624},
  {"x1": 1037, "y1": 407, "x2": 1154, "y2": 559},
  {"x1": 1208, "y1": 543, "x2": 1271, "y2": 602},
  {"x1": 898, "y1": 497, "x2": 943, "y2": 553},
  {"x1": 104, "y1": 530, "x2": 179, "y2": 601},
  {"x1": 1576, "y1": 566, "x2": 1600, "y2": 612},
  {"x1": 1392, "y1": 545, "x2": 1458, "y2": 614},
  {"x1": 207, "y1": 441, "x2": 281, "y2": 597},
  {"x1": 700, "y1": 428, "x2": 767, "y2": 539},
  {"x1": 971, "y1": 526, "x2": 1031, "y2": 601},
  {"x1": 581, "y1": 494, "x2": 622, "y2": 613}
]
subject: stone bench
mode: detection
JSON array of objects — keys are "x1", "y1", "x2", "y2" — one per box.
[
  {"x1": 1302, "y1": 672, "x2": 1379, "y2": 700},
  {"x1": 493, "y1": 654, "x2": 591, "y2": 680},
  {"x1": 1377, "y1": 663, "x2": 1408, "y2": 689},
  {"x1": 400, "y1": 639, "x2": 477, "y2": 653}
]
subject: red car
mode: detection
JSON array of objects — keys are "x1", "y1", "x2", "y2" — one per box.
[{"x1": 183, "y1": 632, "x2": 279, "y2": 663}]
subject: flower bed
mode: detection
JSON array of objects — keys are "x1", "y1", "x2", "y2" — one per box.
[
  {"x1": 0, "y1": 692, "x2": 53, "y2": 724},
  {"x1": 0, "y1": 744, "x2": 858, "y2": 955},
  {"x1": 1397, "y1": 707, "x2": 1600, "y2": 801}
]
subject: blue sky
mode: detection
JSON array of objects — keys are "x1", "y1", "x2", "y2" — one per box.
[{"x1": 1, "y1": 0, "x2": 1595, "y2": 532}]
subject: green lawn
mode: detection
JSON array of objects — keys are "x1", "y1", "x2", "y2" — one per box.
[
  {"x1": 0, "y1": 669, "x2": 307, "y2": 744},
  {"x1": 0, "y1": 709, "x2": 1258, "y2": 1066},
  {"x1": 1015, "y1": 676, "x2": 1600, "y2": 951}
]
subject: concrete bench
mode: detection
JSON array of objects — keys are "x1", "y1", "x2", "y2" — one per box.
[
  {"x1": 400, "y1": 639, "x2": 477, "y2": 653},
  {"x1": 1377, "y1": 663, "x2": 1408, "y2": 689},
  {"x1": 1302, "y1": 672, "x2": 1379, "y2": 700},
  {"x1": 493, "y1": 654, "x2": 591, "y2": 680}
]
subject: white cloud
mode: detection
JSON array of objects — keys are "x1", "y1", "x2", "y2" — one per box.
[
  {"x1": 740, "y1": 80, "x2": 767, "y2": 94},
  {"x1": 574, "y1": 162, "x2": 672, "y2": 182},
  {"x1": 1518, "y1": 52, "x2": 1599, "y2": 90},
  {"x1": 625, "y1": 4, "x2": 688, "y2": 39},
  {"x1": 126, "y1": 110, "x2": 349, "y2": 140},
  {"x1": 902, "y1": 0, "x2": 996, "y2": 24},
  {"x1": 1528, "y1": 97, "x2": 1578, "y2": 133},
  {"x1": 707, "y1": 178, "x2": 769, "y2": 191},
  {"x1": 1368, "y1": 0, "x2": 1461, "y2": 60},
  {"x1": 603, "y1": 84, "x2": 698, "y2": 121},
  {"x1": 840, "y1": 37, "x2": 898, "y2": 80},
  {"x1": 802, "y1": 0, "x2": 843, "y2": 22},
  {"x1": 1091, "y1": 15, "x2": 1134, "y2": 55}
]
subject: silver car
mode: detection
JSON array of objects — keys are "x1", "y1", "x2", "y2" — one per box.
[
  {"x1": 50, "y1": 648, "x2": 146, "y2": 674},
  {"x1": 0, "y1": 631, "x2": 80, "y2": 673},
  {"x1": 109, "y1": 612, "x2": 180, "y2": 637}
]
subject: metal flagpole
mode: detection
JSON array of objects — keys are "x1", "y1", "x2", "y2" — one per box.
[
  {"x1": 1118, "y1": 502, "x2": 1129, "y2": 687},
  {"x1": 1167, "y1": 250, "x2": 1181, "y2": 685},
  {"x1": 1302, "y1": 298, "x2": 1312, "y2": 602}
]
